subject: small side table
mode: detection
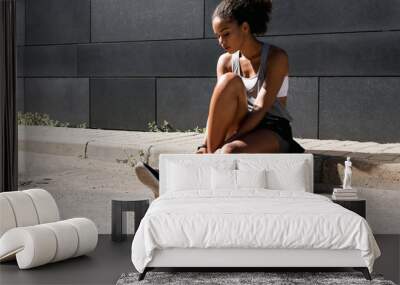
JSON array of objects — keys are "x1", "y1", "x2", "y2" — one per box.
[
  {"x1": 332, "y1": 198, "x2": 366, "y2": 218},
  {"x1": 112, "y1": 198, "x2": 150, "y2": 242}
]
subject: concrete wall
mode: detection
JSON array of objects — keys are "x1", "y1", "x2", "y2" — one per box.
[{"x1": 17, "y1": 0, "x2": 400, "y2": 142}]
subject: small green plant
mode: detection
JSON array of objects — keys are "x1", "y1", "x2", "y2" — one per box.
[
  {"x1": 147, "y1": 120, "x2": 205, "y2": 133},
  {"x1": 18, "y1": 112, "x2": 87, "y2": 128},
  {"x1": 147, "y1": 121, "x2": 159, "y2": 132},
  {"x1": 147, "y1": 120, "x2": 177, "y2": 132},
  {"x1": 185, "y1": 126, "x2": 206, "y2": 134}
]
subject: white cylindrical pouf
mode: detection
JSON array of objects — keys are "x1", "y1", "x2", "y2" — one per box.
[
  {"x1": 42, "y1": 221, "x2": 79, "y2": 263},
  {"x1": 1, "y1": 192, "x2": 39, "y2": 227},
  {"x1": 0, "y1": 189, "x2": 98, "y2": 269},
  {"x1": 64, "y1": 218, "x2": 98, "y2": 257},
  {"x1": 0, "y1": 196, "x2": 17, "y2": 237},
  {"x1": 24, "y1": 189, "x2": 60, "y2": 223},
  {"x1": 0, "y1": 226, "x2": 57, "y2": 269}
]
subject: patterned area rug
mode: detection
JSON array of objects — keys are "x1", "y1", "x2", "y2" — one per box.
[{"x1": 116, "y1": 271, "x2": 396, "y2": 285}]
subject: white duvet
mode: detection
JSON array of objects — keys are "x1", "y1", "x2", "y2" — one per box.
[{"x1": 131, "y1": 190, "x2": 380, "y2": 273}]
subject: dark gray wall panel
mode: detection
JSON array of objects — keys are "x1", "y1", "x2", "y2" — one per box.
[
  {"x1": 204, "y1": 0, "x2": 218, "y2": 38},
  {"x1": 26, "y1": 0, "x2": 90, "y2": 44},
  {"x1": 25, "y1": 78, "x2": 89, "y2": 125},
  {"x1": 319, "y1": 78, "x2": 400, "y2": 143},
  {"x1": 265, "y1": 32, "x2": 400, "y2": 76},
  {"x1": 24, "y1": 45, "x2": 77, "y2": 77},
  {"x1": 16, "y1": 78, "x2": 24, "y2": 112},
  {"x1": 157, "y1": 78, "x2": 216, "y2": 130},
  {"x1": 268, "y1": 0, "x2": 400, "y2": 35},
  {"x1": 205, "y1": 0, "x2": 400, "y2": 37},
  {"x1": 17, "y1": 47, "x2": 24, "y2": 77},
  {"x1": 78, "y1": 40, "x2": 222, "y2": 77},
  {"x1": 16, "y1": 0, "x2": 25, "y2": 45},
  {"x1": 90, "y1": 79, "x2": 155, "y2": 131},
  {"x1": 92, "y1": 0, "x2": 204, "y2": 42},
  {"x1": 286, "y1": 77, "x2": 318, "y2": 139}
]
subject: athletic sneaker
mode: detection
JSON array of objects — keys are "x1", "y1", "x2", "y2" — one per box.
[{"x1": 134, "y1": 162, "x2": 159, "y2": 198}]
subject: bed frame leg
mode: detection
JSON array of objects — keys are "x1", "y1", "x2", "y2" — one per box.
[
  {"x1": 138, "y1": 268, "x2": 148, "y2": 281},
  {"x1": 354, "y1": 267, "x2": 371, "y2": 280}
]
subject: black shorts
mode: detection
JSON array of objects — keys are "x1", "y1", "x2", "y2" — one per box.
[{"x1": 255, "y1": 115, "x2": 305, "y2": 153}]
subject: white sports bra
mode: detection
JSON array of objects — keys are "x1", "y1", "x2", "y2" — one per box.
[{"x1": 241, "y1": 75, "x2": 289, "y2": 98}]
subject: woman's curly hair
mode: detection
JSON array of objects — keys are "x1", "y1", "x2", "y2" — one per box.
[{"x1": 212, "y1": 0, "x2": 272, "y2": 36}]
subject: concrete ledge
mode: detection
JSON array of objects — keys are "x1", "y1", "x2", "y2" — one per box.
[
  {"x1": 18, "y1": 126, "x2": 400, "y2": 190},
  {"x1": 18, "y1": 126, "x2": 400, "y2": 234}
]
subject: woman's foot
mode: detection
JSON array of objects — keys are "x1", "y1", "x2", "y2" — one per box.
[{"x1": 134, "y1": 162, "x2": 159, "y2": 198}]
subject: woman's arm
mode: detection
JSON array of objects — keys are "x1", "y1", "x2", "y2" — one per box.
[{"x1": 226, "y1": 48, "x2": 289, "y2": 142}]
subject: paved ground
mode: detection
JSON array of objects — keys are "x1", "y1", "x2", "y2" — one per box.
[{"x1": 18, "y1": 151, "x2": 153, "y2": 234}]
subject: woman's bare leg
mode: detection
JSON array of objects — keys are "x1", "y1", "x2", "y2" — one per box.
[{"x1": 206, "y1": 72, "x2": 248, "y2": 153}]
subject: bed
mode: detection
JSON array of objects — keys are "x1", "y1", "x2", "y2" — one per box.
[{"x1": 131, "y1": 154, "x2": 381, "y2": 281}]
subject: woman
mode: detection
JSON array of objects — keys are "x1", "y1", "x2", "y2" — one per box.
[{"x1": 135, "y1": 0, "x2": 304, "y2": 197}]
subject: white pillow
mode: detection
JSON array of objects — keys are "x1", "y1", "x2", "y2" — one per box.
[
  {"x1": 211, "y1": 168, "x2": 236, "y2": 190},
  {"x1": 238, "y1": 159, "x2": 308, "y2": 191},
  {"x1": 237, "y1": 169, "x2": 267, "y2": 189},
  {"x1": 211, "y1": 168, "x2": 267, "y2": 190},
  {"x1": 266, "y1": 161, "x2": 307, "y2": 191},
  {"x1": 167, "y1": 160, "x2": 235, "y2": 192}
]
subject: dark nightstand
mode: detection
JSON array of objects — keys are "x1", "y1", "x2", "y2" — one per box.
[
  {"x1": 332, "y1": 198, "x2": 366, "y2": 218},
  {"x1": 111, "y1": 198, "x2": 150, "y2": 242}
]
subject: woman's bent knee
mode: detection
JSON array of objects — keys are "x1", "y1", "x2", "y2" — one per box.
[
  {"x1": 219, "y1": 72, "x2": 239, "y2": 82},
  {"x1": 217, "y1": 72, "x2": 243, "y2": 90},
  {"x1": 212, "y1": 73, "x2": 246, "y2": 105}
]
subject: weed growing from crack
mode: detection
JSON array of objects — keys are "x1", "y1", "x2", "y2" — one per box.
[
  {"x1": 147, "y1": 120, "x2": 205, "y2": 133},
  {"x1": 18, "y1": 112, "x2": 87, "y2": 128}
]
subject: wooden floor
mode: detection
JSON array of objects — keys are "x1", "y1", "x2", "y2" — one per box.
[{"x1": 0, "y1": 235, "x2": 398, "y2": 285}]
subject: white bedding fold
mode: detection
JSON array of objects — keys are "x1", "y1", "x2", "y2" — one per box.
[{"x1": 131, "y1": 190, "x2": 380, "y2": 273}]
